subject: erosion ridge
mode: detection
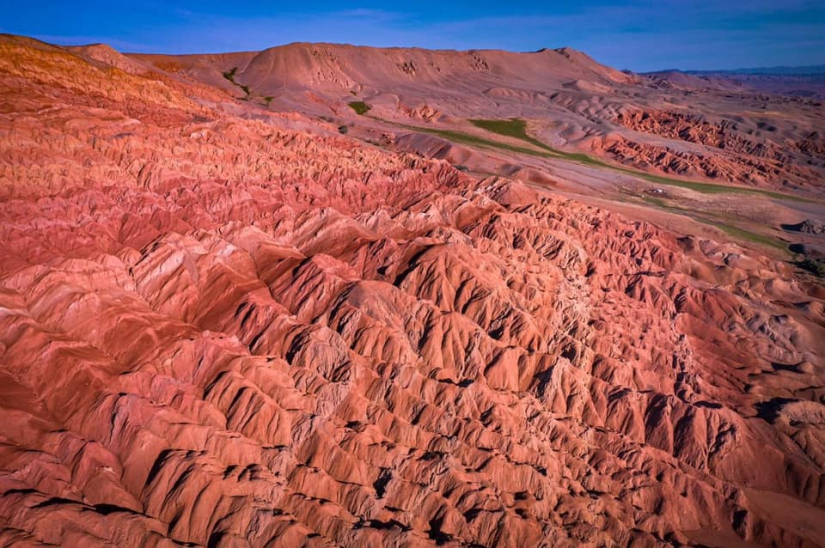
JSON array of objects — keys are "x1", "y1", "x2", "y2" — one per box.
[{"x1": 0, "y1": 35, "x2": 824, "y2": 548}]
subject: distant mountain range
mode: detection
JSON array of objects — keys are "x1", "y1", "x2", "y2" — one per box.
[
  {"x1": 644, "y1": 65, "x2": 825, "y2": 77},
  {"x1": 642, "y1": 65, "x2": 825, "y2": 98},
  {"x1": 685, "y1": 65, "x2": 825, "y2": 76}
]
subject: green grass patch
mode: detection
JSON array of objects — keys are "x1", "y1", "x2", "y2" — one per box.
[
  {"x1": 470, "y1": 118, "x2": 611, "y2": 167},
  {"x1": 389, "y1": 121, "x2": 562, "y2": 158},
  {"x1": 469, "y1": 119, "x2": 548, "y2": 150},
  {"x1": 348, "y1": 101, "x2": 372, "y2": 115}
]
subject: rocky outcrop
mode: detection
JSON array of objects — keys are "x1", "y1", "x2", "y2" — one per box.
[
  {"x1": 610, "y1": 109, "x2": 824, "y2": 189},
  {"x1": 616, "y1": 110, "x2": 788, "y2": 159},
  {"x1": 593, "y1": 134, "x2": 817, "y2": 189}
]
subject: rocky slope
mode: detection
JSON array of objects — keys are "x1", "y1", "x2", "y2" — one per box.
[
  {"x1": 0, "y1": 35, "x2": 824, "y2": 547},
  {"x1": 606, "y1": 110, "x2": 823, "y2": 189}
]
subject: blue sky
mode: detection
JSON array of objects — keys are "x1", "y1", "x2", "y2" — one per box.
[{"x1": 1, "y1": 1, "x2": 824, "y2": 71}]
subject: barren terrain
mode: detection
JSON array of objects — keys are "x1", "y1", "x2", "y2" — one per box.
[{"x1": 0, "y1": 34, "x2": 824, "y2": 547}]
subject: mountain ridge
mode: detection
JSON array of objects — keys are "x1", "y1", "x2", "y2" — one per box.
[{"x1": 645, "y1": 64, "x2": 825, "y2": 76}]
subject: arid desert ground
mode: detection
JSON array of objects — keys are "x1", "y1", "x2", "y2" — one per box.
[{"x1": 0, "y1": 33, "x2": 824, "y2": 547}]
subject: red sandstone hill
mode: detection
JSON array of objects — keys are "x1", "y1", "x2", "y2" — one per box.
[
  {"x1": 132, "y1": 44, "x2": 633, "y2": 94},
  {"x1": 0, "y1": 34, "x2": 824, "y2": 547}
]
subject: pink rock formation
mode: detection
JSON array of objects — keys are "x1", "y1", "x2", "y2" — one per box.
[{"x1": 0, "y1": 34, "x2": 824, "y2": 548}]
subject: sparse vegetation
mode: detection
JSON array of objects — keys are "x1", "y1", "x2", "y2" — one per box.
[
  {"x1": 640, "y1": 195, "x2": 788, "y2": 254},
  {"x1": 625, "y1": 170, "x2": 809, "y2": 201},
  {"x1": 222, "y1": 67, "x2": 238, "y2": 82},
  {"x1": 338, "y1": 125, "x2": 349, "y2": 134},
  {"x1": 348, "y1": 101, "x2": 371, "y2": 115},
  {"x1": 263, "y1": 96, "x2": 273, "y2": 106},
  {"x1": 798, "y1": 258, "x2": 825, "y2": 277},
  {"x1": 468, "y1": 118, "x2": 814, "y2": 202},
  {"x1": 222, "y1": 66, "x2": 251, "y2": 99},
  {"x1": 392, "y1": 122, "x2": 556, "y2": 157},
  {"x1": 358, "y1": 113, "x2": 814, "y2": 204},
  {"x1": 640, "y1": 195, "x2": 677, "y2": 211},
  {"x1": 702, "y1": 219, "x2": 787, "y2": 252},
  {"x1": 470, "y1": 118, "x2": 549, "y2": 150},
  {"x1": 469, "y1": 118, "x2": 604, "y2": 166}
]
